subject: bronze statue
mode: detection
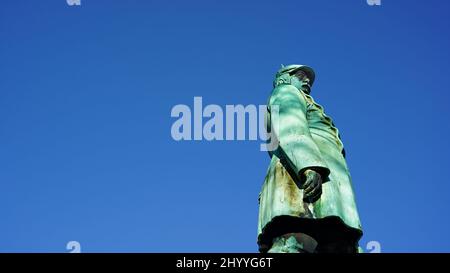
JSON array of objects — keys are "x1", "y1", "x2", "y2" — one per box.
[{"x1": 257, "y1": 64, "x2": 363, "y2": 253}]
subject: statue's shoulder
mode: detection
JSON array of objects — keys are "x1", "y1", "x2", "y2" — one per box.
[
  {"x1": 270, "y1": 84, "x2": 306, "y2": 103},
  {"x1": 271, "y1": 84, "x2": 300, "y2": 98},
  {"x1": 272, "y1": 84, "x2": 299, "y2": 94}
]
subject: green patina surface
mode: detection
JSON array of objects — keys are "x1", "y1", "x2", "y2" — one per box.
[{"x1": 257, "y1": 64, "x2": 363, "y2": 252}]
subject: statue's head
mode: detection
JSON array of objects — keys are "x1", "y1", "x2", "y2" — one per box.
[{"x1": 273, "y1": 64, "x2": 315, "y2": 94}]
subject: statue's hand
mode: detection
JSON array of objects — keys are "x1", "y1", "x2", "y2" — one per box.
[{"x1": 302, "y1": 169, "x2": 322, "y2": 203}]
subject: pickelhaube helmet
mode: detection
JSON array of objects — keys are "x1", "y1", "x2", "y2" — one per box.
[{"x1": 273, "y1": 64, "x2": 316, "y2": 88}]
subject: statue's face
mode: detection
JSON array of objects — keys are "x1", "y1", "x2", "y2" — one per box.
[{"x1": 291, "y1": 70, "x2": 311, "y2": 94}]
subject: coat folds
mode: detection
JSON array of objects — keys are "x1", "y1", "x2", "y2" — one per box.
[{"x1": 257, "y1": 84, "x2": 363, "y2": 252}]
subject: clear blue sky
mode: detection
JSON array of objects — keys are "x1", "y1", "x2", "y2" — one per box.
[{"x1": 1, "y1": 0, "x2": 450, "y2": 253}]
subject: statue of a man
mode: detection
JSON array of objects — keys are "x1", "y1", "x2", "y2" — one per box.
[{"x1": 257, "y1": 64, "x2": 363, "y2": 253}]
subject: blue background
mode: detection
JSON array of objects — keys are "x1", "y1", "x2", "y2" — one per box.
[{"x1": 1, "y1": 0, "x2": 450, "y2": 252}]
